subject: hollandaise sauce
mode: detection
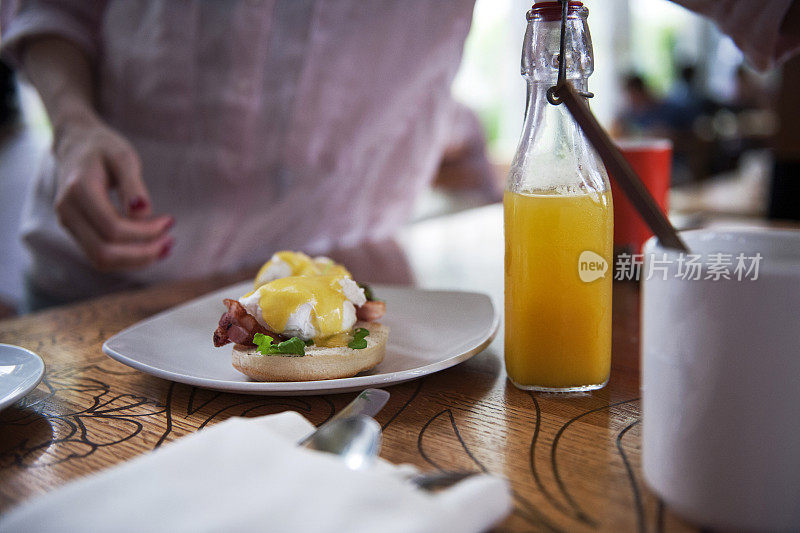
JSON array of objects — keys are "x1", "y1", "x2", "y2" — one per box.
[
  {"x1": 315, "y1": 332, "x2": 353, "y2": 348},
  {"x1": 255, "y1": 251, "x2": 351, "y2": 289},
  {"x1": 250, "y1": 275, "x2": 352, "y2": 341}
]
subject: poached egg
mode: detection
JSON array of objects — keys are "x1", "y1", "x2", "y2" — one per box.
[{"x1": 239, "y1": 274, "x2": 366, "y2": 343}]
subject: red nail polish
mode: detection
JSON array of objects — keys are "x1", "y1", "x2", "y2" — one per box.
[
  {"x1": 158, "y1": 240, "x2": 173, "y2": 260},
  {"x1": 129, "y1": 197, "x2": 148, "y2": 212},
  {"x1": 165, "y1": 216, "x2": 175, "y2": 230}
]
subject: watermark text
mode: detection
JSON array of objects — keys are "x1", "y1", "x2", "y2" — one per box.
[{"x1": 611, "y1": 252, "x2": 762, "y2": 282}]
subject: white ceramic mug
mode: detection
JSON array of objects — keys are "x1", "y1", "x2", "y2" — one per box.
[{"x1": 641, "y1": 229, "x2": 800, "y2": 531}]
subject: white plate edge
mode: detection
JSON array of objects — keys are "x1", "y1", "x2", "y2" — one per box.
[{"x1": 0, "y1": 344, "x2": 46, "y2": 410}]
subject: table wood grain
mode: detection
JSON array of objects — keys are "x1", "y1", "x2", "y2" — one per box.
[{"x1": 0, "y1": 205, "x2": 697, "y2": 532}]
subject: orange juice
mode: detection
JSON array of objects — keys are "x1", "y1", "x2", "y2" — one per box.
[{"x1": 504, "y1": 189, "x2": 613, "y2": 390}]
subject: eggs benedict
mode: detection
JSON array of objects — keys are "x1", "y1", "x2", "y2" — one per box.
[{"x1": 213, "y1": 252, "x2": 388, "y2": 381}]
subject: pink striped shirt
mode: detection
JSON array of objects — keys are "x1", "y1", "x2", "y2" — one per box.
[{"x1": 2, "y1": 0, "x2": 474, "y2": 300}]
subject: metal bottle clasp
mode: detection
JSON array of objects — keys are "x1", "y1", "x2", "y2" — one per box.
[{"x1": 537, "y1": 0, "x2": 594, "y2": 106}]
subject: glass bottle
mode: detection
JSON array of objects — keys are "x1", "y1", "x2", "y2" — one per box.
[{"x1": 504, "y1": 1, "x2": 613, "y2": 391}]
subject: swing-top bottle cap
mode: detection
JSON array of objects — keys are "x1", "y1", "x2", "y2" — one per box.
[
  {"x1": 528, "y1": 2, "x2": 585, "y2": 21},
  {"x1": 522, "y1": 0, "x2": 593, "y2": 81}
]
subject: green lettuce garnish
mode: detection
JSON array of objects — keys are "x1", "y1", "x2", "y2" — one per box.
[
  {"x1": 357, "y1": 282, "x2": 382, "y2": 302},
  {"x1": 253, "y1": 333, "x2": 306, "y2": 356},
  {"x1": 348, "y1": 327, "x2": 369, "y2": 349}
]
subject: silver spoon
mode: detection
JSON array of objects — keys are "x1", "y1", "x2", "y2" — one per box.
[
  {"x1": 303, "y1": 416, "x2": 476, "y2": 489},
  {"x1": 302, "y1": 414, "x2": 382, "y2": 470},
  {"x1": 297, "y1": 388, "x2": 479, "y2": 489},
  {"x1": 297, "y1": 388, "x2": 390, "y2": 447}
]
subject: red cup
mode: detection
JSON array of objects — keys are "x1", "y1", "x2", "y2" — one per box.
[{"x1": 610, "y1": 139, "x2": 672, "y2": 254}]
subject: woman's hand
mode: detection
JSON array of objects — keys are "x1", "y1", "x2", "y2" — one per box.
[
  {"x1": 53, "y1": 116, "x2": 174, "y2": 271},
  {"x1": 22, "y1": 36, "x2": 174, "y2": 272}
]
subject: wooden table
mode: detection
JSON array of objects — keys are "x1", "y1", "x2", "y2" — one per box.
[{"x1": 0, "y1": 204, "x2": 696, "y2": 532}]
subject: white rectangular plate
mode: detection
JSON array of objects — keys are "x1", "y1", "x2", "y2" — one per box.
[{"x1": 102, "y1": 283, "x2": 499, "y2": 395}]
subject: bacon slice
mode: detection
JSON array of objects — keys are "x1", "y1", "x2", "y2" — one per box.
[
  {"x1": 356, "y1": 300, "x2": 385, "y2": 322},
  {"x1": 213, "y1": 299, "x2": 284, "y2": 347}
]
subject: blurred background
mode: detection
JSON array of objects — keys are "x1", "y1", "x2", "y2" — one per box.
[
  {"x1": 0, "y1": 0, "x2": 792, "y2": 313},
  {"x1": 419, "y1": 0, "x2": 781, "y2": 221}
]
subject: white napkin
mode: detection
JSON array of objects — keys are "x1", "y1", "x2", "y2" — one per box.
[{"x1": 0, "y1": 412, "x2": 512, "y2": 533}]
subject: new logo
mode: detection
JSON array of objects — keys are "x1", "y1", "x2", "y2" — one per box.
[{"x1": 578, "y1": 251, "x2": 608, "y2": 282}]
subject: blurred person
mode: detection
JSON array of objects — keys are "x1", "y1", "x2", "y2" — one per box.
[
  {"x1": 769, "y1": 54, "x2": 800, "y2": 220},
  {"x1": 0, "y1": 1, "x2": 479, "y2": 310},
  {"x1": 0, "y1": 59, "x2": 19, "y2": 136},
  {"x1": 613, "y1": 74, "x2": 670, "y2": 137},
  {"x1": 0, "y1": 60, "x2": 21, "y2": 318},
  {"x1": 672, "y1": 0, "x2": 800, "y2": 217},
  {"x1": 664, "y1": 65, "x2": 704, "y2": 131},
  {"x1": 662, "y1": 65, "x2": 705, "y2": 185},
  {"x1": 667, "y1": 65, "x2": 697, "y2": 105},
  {"x1": 0, "y1": 59, "x2": 22, "y2": 317}
]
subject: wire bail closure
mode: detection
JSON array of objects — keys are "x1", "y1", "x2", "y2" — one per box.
[{"x1": 544, "y1": 0, "x2": 594, "y2": 106}]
